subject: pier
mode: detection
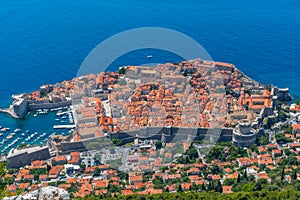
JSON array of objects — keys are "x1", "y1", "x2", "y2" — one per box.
[
  {"x1": 0, "y1": 107, "x2": 19, "y2": 118},
  {"x1": 56, "y1": 110, "x2": 72, "y2": 116},
  {"x1": 53, "y1": 125, "x2": 76, "y2": 129}
]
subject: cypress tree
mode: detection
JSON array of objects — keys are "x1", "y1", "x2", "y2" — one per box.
[
  {"x1": 237, "y1": 173, "x2": 241, "y2": 183},
  {"x1": 243, "y1": 169, "x2": 248, "y2": 181},
  {"x1": 201, "y1": 183, "x2": 206, "y2": 191},
  {"x1": 281, "y1": 166, "x2": 285, "y2": 181},
  {"x1": 217, "y1": 180, "x2": 223, "y2": 193},
  {"x1": 292, "y1": 170, "x2": 297, "y2": 180},
  {"x1": 208, "y1": 182, "x2": 212, "y2": 191},
  {"x1": 192, "y1": 182, "x2": 197, "y2": 191},
  {"x1": 177, "y1": 184, "x2": 183, "y2": 192}
]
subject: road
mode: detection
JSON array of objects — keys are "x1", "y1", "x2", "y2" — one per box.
[
  {"x1": 119, "y1": 148, "x2": 129, "y2": 171},
  {"x1": 272, "y1": 112, "x2": 300, "y2": 130}
]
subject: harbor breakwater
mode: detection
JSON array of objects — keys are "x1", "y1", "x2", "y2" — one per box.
[{"x1": 0, "y1": 94, "x2": 71, "y2": 119}]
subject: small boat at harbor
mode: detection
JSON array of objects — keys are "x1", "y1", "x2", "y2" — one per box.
[
  {"x1": 0, "y1": 128, "x2": 10, "y2": 132},
  {"x1": 14, "y1": 129, "x2": 21, "y2": 133},
  {"x1": 6, "y1": 135, "x2": 13, "y2": 139}
]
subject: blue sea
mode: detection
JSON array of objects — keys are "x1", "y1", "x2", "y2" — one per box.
[{"x1": 0, "y1": 0, "x2": 299, "y2": 152}]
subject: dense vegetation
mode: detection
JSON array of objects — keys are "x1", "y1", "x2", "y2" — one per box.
[
  {"x1": 0, "y1": 162, "x2": 7, "y2": 199},
  {"x1": 74, "y1": 190, "x2": 300, "y2": 200},
  {"x1": 204, "y1": 142, "x2": 248, "y2": 163}
]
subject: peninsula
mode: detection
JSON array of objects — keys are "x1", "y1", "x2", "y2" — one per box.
[{"x1": 2, "y1": 59, "x2": 300, "y2": 199}]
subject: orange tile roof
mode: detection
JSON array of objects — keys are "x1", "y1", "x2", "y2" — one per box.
[
  {"x1": 95, "y1": 189, "x2": 108, "y2": 195},
  {"x1": 31, "y1": 160, "x2": 45, "y2": 166},
  {"x1": 129, "y1": 175, "x2": 143, "y2": 184},
  {"x1": 181, "y1": 182, "x2": 192, "y2": 190},
  {"x1": 258, "y1": 172, "x2": 270, "y2": 180},
  {"x1": 293, "y1": 124, "x2": 300, "y2": 132},
  {"x1": 225, "y1": 172, "x2": 239, "y2": 179},
  {"x1": 222, "y1": 186, "x2": 233, "y2": 194},
  {"x1": 19, "y1": 182, "x2": 30, "y2": 190},
  {"x1": 93, "y1": 180, "x2": 108, "y2": 189},
  {"x1": 6, "y1": 185, "x2": 17, "y2": 192},
  {"x1": 66, "y1": 178, "x2": 77, "y2": 184}
]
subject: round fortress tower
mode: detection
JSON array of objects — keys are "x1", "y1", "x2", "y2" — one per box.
[{"x1": 233, "y1": 122, "x2": 257, "y2": 147}]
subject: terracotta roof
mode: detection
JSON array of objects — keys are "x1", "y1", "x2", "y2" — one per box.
[
  {"x1": 222, "y1": 186, "x2": 233, "y2": 194},
  {"x1": 6, "y1": 184, "x2": 17, "y2": 192},
  {"x1": 19, "y1": 182, "x2": 30, "y2": 190}
]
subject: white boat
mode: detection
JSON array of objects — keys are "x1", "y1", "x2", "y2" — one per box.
[
  {"x1": 21, "y1": 133, "x2": 25, "y2": 137},
  {"x1": 33, "y1": 114, "x2": 38, "y2": 117},
  {"x1": 0, "y1": 128, "x2": 10, "y2": 132},
  {"x1": 6, "y1": 135, "x2": 13, "y2": 139},
  {"x1": 147, "y1": 55, "x2": 153, "y2": 58},
  {"x1": 14, "y1": 129, "x2": 21, "y2": 133}
]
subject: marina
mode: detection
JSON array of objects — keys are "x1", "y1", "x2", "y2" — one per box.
[{"x1": 0, "y1": 106, "x2": 75, "y2": 155}]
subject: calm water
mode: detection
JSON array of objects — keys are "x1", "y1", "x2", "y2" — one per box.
[{"x1": 0, "y1": 0, "x2": 299, "y2": 152}]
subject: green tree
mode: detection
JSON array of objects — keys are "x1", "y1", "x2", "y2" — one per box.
[
  {"x1": 0, "y1": 162, "x2": 6, "y2": 178},
  {"x1": 292, "y1": 170, "x2": 297, "y2": 180},
  {"x1": 155, "y1": 141, "x2": 162, "y2": 150},
  {"x1": 118, "y1": 67, "x2": 126, "y2": 74},
  {"x1": 237, "y1": 173, "x2": 241, "y2": 183},
  {"x1": 112, "y1": 138, "x2": 122, "y2": 146},
  {"x1": 93, "y1": 167, "x2": 100, "y2": 176},
  {"x1": 18, "y1": 143, "x2": 27, "y2": 149},
  {"x1": 191, "y1": 182, "x2": 197, "y2": 191},
  {"x1": 243, "y1": 169, "x2": 248, "y2": 181},
  {"x1": 79, "y1": 163, "x2": 86, "y2": 171},
  {"x1": 269, "y1": 185, "x2": 279, "y2": 191},
  {"x1": 223, "y1": 178, "x2": 235, "y2": 186},
  {"x1": 187, "y1": 146, "x2": 198, "y2": 160},
  {"x1": 281, "y1": 166, "x2": 285, "y2": 181},
  {"x1": 216, "y1": 180, "x2": 223, "y2": 193},
  {"x1": 118, "y1": 172, "x2": 129, "y2": 180},
  {"x1": 201, "y1": 183, "x2": 206, "y2": 191},
  {"x1": 279, "y1": 111, "x2": 288, "y2": 121},
  {"x1": 177, "y1": 184, "x2": 182, "y2": 192}
]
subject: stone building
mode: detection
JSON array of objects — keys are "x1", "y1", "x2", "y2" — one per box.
[
  {"x1": 233, "y1": 123, "x2": 257, "y2": 147},
  {"x1": 7, "y1": 146, "x2": 50, "y2": 168}
]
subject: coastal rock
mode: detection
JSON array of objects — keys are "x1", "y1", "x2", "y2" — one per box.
[{"x1": 4, "y1": 186, "x2": 70, "y2": 200}]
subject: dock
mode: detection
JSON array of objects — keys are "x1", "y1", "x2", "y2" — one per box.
[
  {"x1": 56, "y1": 110, "x2": 71, "y2": 116},
  {"x1": 0, "y1": 107, "x2": 19, "y2": 118},
  {"x1": 53, "y1": 125, "x2": 76, "y2": 129}
]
